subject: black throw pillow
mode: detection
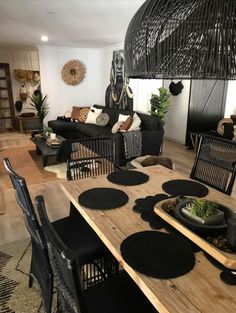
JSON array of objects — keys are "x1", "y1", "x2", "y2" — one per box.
[{"x1": 223, "y1": 123, "x2": 234, "y2": 140}]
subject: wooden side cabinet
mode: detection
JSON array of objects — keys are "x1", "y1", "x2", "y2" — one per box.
[{"x1": 0, "y1": 63, "x2": 16, "y2": 130}]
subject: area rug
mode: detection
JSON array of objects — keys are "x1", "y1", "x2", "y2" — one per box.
[
  {"x1": 44, "y1": 162, "x2": 67, "y2": 179},
  {"x1": 0, "y1": 239, "x2": 43, "y2": 313},
  {"x1": 0, "y1": 145, "x2": 60, "y2": 188}
]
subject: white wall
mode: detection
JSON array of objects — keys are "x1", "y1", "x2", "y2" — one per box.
[
  {"x1": 0, "y1": 48, "x2": 39, "y2": 113},
  {"x1": 38, "y1": 46, "x2": 104, "y2": 124},
  {"x1": 164, "y1": 80, "x2": 190, "y2": 143},
  {"x1": 225, "y1": 81, "x2": 236, "y2": 117}
]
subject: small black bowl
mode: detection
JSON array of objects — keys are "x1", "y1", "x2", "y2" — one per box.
[{"x1": 174, "y1": 199, "x2": 235, "y2": 236}]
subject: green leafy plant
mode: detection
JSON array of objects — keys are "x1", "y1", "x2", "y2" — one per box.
[
  {"x1": 29, "y1": 91, "x2": 49, "y2": 124},
  {"x1": 150, "y1": 87, "x2": 171, "y2": 122},
  {"x1": 186, "y1": 199, "x2": 219, "y2": 218}
]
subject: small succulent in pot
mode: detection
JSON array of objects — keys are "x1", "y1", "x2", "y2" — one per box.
[
  {"x1": 187, "y1": 199, "x2": 219, "y2": 218},
  {"x1": 182, "y1": 199, "x2": 224, "y2": 225}
]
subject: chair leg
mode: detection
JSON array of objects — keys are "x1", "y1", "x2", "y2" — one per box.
[{"x1": 28, "y1": 273, "x2": 34, "y2": 288}]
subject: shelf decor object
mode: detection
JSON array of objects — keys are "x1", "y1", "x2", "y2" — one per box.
[
  {"x1": 124, "y1": 0, "x2": 236, "y2": 80},
  {"x1": 61, "y1": 59, "x2": 85, "y2": 85}
]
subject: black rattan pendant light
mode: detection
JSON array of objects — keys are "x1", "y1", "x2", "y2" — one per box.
[{"x1": 124, "y1": 0, "x2": 236, "y2": 80}]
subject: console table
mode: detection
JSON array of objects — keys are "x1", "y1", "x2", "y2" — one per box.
[
  {"x1": 30, "y1": 135, "x2": 65, "y2": 167},
  {"x1": 17, "y1": 115, "x2": 40, "y2": 133}
]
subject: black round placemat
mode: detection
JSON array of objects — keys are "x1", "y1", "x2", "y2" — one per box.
[
  {"x1": 107, "y1": 170, "x2": 149, "y2": 186},
  {"x1": 120, "y1": 231, "x2": 195, "y2": 279},
  {"x1": 162, "y1": 179, "x2": 208, "y2": 197},
  {"x1": 78, "y1": 188, "x2": 128, "y2": 210}
]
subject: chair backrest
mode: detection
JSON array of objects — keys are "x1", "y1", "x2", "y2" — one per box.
[
  {"x1": 3, "y1": 158, "x2": 44, "y2": 246},
  {"x1": 66, "y1": 137, "x2": 116, "y2": 180},
  {"x1": 190, "y1": 134, "x2": 236, "y2": 195},
  {"x1": 36, "y1": 195, "x2": 87, "y2": 313}
]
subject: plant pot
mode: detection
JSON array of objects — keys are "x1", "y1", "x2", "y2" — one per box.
[{"x1": 182, "y1": 207, "x2": 224, "y2": 225}]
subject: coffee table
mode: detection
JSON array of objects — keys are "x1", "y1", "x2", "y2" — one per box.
[{"x1": 30, "y1": 135, "x2": 65, "y2": 167}]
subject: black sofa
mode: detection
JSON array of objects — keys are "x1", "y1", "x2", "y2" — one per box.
[{"x1": 48, "y1": 105, "x2": 164, "y2": 166}]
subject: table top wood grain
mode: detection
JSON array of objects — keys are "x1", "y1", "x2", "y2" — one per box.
[{"x1": 60, "y1": 165, "x2": 236, "y2": 313}]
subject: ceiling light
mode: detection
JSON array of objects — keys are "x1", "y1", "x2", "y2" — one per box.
[{"x1": 41, "y1": 35, "x2": 48, "y2": 42}]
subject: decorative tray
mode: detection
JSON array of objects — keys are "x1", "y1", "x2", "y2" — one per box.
[
  {"x1": 154, "y1": 198, "x2": 236, "y2": 270},
  {"x1": 46, "y1": 138, "x2": 61, "y2": 148}
]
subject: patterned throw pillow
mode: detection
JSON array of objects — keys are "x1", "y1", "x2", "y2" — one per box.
[
  {"x1": 120, "y1": 116, "x2": 133, "y2": 131},
  {"x1": 96, "y1": 113, "x2": 109, "y2": 126},
  {"x1": 78, "y1": 108, "x2": 90, "y2": 123},
  {"x1": 91, "y1": 106, "x2": 103, "y2": 115},
  {"x1": 71, "y1": 106, "x2": 81, "y2": 120},
  {"x1": 85, "y1": 110, "x2": 99, "y2": 124},
  {"x1": 128, "y1": 113, "x2": 142, "y2": 131}
]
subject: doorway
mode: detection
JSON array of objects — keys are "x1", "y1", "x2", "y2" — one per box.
[{"x1": 0, "y1": 63, "x2": 15, "y2": 131}]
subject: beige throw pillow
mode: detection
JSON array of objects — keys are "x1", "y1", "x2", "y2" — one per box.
[
  {"x1": 118, "y1": 113, "x2": 130, "y2": 122},
  {"x1": 111, "y1": 121, "x2": 123, "y2": 134}
]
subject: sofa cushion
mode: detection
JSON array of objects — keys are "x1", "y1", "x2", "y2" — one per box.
[
  {"x1": 48, "y1": 120, "x2": 77, "y2": 131},
  {"x1": 139, "y1": 113, "x2": 163, "y2": 130},
  {"x1": 94, "y1": 105, "x2": 135, "y2": 127},
  {"x1": 75, "y1": 123, "x2": 112, "y2": 138}
]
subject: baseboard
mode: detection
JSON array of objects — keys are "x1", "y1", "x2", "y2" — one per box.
[{"x1": 164, "y1": 136, "x2": 185, "y2": 145}]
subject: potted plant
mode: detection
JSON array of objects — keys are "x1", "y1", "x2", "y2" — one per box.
[
  {"x1": 182, "y1": 199, "x2": 224, "y2": 225},
  {"x1": 29, "y1": 90, "x2": 49, "y2": 128},
  {"x1": 150, "y1": 87, "x2": 171, "y2": 123}
]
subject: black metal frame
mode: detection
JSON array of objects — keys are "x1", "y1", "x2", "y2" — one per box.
[
  {"x1": 3, "y1": 157, "x2": 119, "y2": 312},
  {"x1": 190, "y1": 134, "x2": 236, "y2": 195},
  {"x1": 3, "y1": 158, "x2": 53, "y2": 313},
  {"x1": 66, "y1": 137, "x2": 116, "y2": 180}
]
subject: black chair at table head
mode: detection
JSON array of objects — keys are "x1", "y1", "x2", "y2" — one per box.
[
  {"x1": 36, "y1": 195, "x2": 157, "y2": 313},
  {"x1": 3, "y1": 158, "x2": 53, "y2": 313},
  {"x1": 3, "y1": 158, "x2": 118, "y2": 312},
  {"x1": 57, "y1": 137, "x2": 116, "y2": 180},
  {"x1": 190, "y1": 134, "x2": 236, "y2": 195}
]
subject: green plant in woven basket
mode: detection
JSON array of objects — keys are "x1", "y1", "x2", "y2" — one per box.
[
  {"x1": 186, "y1": 199, "x2": 219, "y2": 218},
  {"x1": 150, "y1": 87, "x2": 171, "y2": 123}
]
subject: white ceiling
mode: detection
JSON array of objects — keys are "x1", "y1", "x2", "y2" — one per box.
[{"x1": 0, "y1": 0, "x2": 145, "y2": 49}]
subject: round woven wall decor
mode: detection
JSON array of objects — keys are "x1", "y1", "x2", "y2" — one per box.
[{"x1": 61, "y1": 60, "x2": 85, "y2": 85}]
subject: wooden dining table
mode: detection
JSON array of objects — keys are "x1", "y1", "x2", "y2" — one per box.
[{"x1": 60, "y1": 165, "x2": 236, "y2": 313}]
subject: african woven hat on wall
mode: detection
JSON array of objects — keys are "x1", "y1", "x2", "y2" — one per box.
[
  {"x1": 61, "y1": 59, "x2": 86, "y2": 85},
  {"x1": 124, "y1": 0, "x2": 236, "y2": 80}
]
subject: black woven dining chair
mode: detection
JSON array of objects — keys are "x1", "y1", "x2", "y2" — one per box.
[
  {"x1": 3, "y1": 158, "x2": 118, "y2": 312},
  {"x1": 190, "y1": 134, "x2": 236, "y2": 195},
  {"x1": 59, "y1": 137, "x2": 117, "y2": 180},
  {"x1": 36, "y1": 195, "x2": 157, "y2": 313},
  {"x1": 3, "y1": 158, "x2": 53, "y2": 313}
]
